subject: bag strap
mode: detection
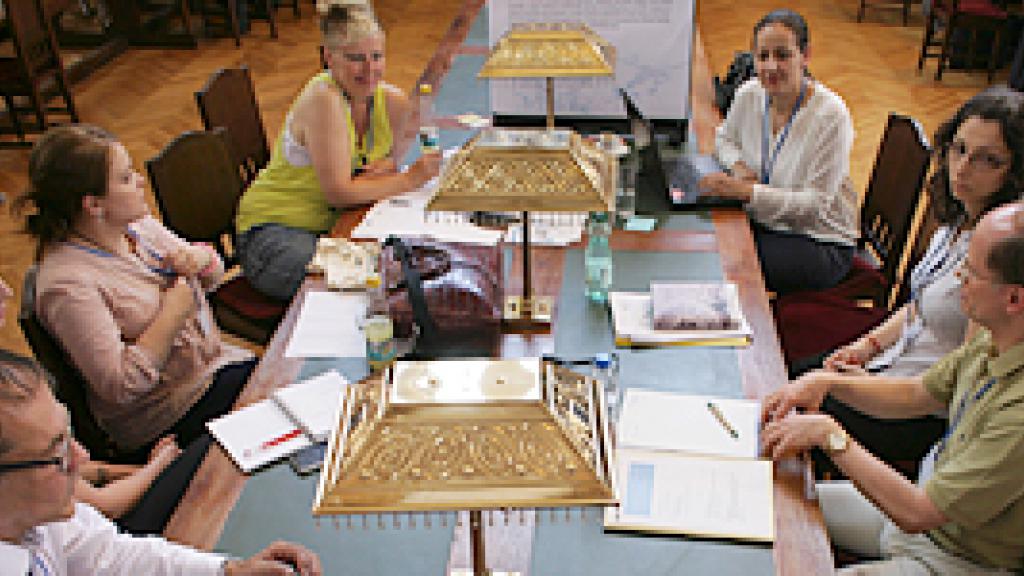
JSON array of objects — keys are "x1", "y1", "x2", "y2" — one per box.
[{"x1": 385, "y1": 236, "x2": 439, "y2": 346}]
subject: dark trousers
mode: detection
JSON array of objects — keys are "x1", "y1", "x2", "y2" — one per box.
[
  {"x1": 165, "y1": 358, "x2": 255, "y2": 446},
  {"x1": 113, "y1": 359, "x2": 254, "y2": 534},
  {"x1": 752, "y1": 223, "x2": 854, "y2": 296},
  {"x1": 790, "y1": 352, "x2": 946, "y2": 479},
  {"x1": 817, "y1": 396, "x2": 946, "y2": 480},
  {"x1": 116, "y1": 434, "x2": 212, "y2": 535}
]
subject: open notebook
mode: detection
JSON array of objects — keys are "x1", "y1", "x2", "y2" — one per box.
[
  {"x1": 207, "y1": 370, "x2": 349, "y2": 473},
  {"x1": 605, "y1": 389, "x2": 774, "y2": 543}
]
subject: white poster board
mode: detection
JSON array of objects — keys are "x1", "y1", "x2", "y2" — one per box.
[{"x1": 488, "y1": 0, "x2": 694, "y2": 120}]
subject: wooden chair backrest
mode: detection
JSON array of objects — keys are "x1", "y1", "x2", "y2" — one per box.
[
  {"x1": 860, "y1": 113, "x2": 933, "y2": 307},
  {"x1": 195, "y1": 66, "x2": 270, "y2": 187},
  {"x1": 146, "y1": 128, "x2": 244, "y2": 262},
  {"x1": 6, "y1": 0, "x2": 61, "y2": 78}
]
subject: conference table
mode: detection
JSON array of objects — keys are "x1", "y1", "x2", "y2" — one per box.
[{"x1": 164, "y1": 207, "x2": 834, "y2": 575}]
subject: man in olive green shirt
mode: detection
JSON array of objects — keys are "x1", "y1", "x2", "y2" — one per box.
[{"x1": 761, "y1": 202, "x2": 1024, "y2": 574}]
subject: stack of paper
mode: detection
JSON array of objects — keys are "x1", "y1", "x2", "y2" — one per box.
[
  {"x1": 351, "y1": 179, "x2": 503, "y2": 246},
  {"x1": 207, "y1": 370, "x2": 349, "y2": 473},
  {"x1": 503, "y1": 213, "x2": 586, "y2": 246},
  {"x1": 609, "y1": 283, "x2": 752, "y2": 347},
  {"x1": 605, "y1": 389, "x2": 774, "y2": 543}
]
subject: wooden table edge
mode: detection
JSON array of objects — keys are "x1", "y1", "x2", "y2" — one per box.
[{"x1": 712, "y1": 210, "x2": 834, "y2": 576}]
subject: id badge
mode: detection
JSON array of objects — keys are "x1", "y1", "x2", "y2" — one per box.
[{"x1": 192, "y1": 281, "x2": 213, "y2": 337}]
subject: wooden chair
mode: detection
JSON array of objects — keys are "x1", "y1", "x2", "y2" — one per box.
[
  {"x1": 775, "y1": 114, "x2": 933, "y2": 365},
  {"x1": 146, "y1": 128, "x2": 285, "y2": 344},
  {"x1": 858, "y1": 0, "x2": 917, "y2": 26},
  {"x1": 198, "y1": 0, "x2": 242, "y2": 46},
  {"x1": 0, "y1": 0, "x2": 78, "y2": 147},
  {"x1": 242, "y1": 0, "x2": 279, "y2": 39},
  {"x1": 918, "y1": 0, "x2": 1008, "y2": 82},
  {"x1": 18, "y1": 266, "x2": 132, "y2": 463},
  {"x1": 195, "y1": 66, "x2": 269, "y2": 188}
]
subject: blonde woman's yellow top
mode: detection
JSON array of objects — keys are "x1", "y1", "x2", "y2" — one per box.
[{"x1": 236, "y1": 72, "x2": 393, "y2": 234}]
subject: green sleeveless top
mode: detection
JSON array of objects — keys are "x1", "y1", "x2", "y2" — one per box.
[{"x1": 236, "y1": 72, "x2": 394, "y2": 234}]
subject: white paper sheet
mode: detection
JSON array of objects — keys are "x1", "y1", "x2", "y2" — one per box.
[
  {"x1": 503, "y1": 213, "x2": 586, "y2": 246},
  {"x1": 272, "y1": 370, "x2": 349, "y2": 442},
  {"x1": 606, "y1": 448, "x2": 774, "y2": 542},
  {"x1": 207, "y1": 400, "x2": 312, "y2": 473},
  {"x1": 351, "y1": 177, "x2": 504, "y2": 246},
  {"x1": 284, "y1": 291, "x2": 367, "y2": 358},
  {"x1": 617, "y1": 389, "x2": 761, "y2": 459}
]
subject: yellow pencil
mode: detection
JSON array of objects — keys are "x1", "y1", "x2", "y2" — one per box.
[{"x1": 706, "y1": 401, "x2": 739, "y2": 439}]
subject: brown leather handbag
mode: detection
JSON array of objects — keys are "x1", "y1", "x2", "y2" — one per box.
[{"x1": 381, "y1": 236, "x2": 503, "y2": 357}]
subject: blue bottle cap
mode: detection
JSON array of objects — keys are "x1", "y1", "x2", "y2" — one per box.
[{"x1": 594, "y1": 353, "x2": 612, "y2": 369}]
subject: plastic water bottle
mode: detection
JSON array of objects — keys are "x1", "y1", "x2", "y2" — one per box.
[
  {"x1": 593, "y1": 352, "x2": 620, "y2": 424},
  {"x1": 584, "y1": 212, "x2": 613, "y2": 304},
  {"x1": 364, "y1": 275, "x2": 396, "y2": 371},
  {"x1": 616, "y1": 148, "x2": 638, "y2": 223},
  {"x1": 418, "y1": 83, "x2": 440, "y2": 153}
]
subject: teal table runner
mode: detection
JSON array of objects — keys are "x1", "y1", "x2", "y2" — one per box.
[
  {"x1": 215, "y1": 356, "x2": 455, "y2": 575},
  {"x1": 532, "y1": 215, "x2": 773, "y2": 575}
]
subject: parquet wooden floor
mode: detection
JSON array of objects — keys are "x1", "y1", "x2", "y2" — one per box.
[{"x1": 0, "y1": 0, "x2": 1004, "y2": 356}]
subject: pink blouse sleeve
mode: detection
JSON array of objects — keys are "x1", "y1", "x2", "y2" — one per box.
[
  {"x1": 37, "y1": 276, "x2": 162, "y2": 405},
  {"x1": 131, "y1": 216, "x2": 226, "y2": 291}
]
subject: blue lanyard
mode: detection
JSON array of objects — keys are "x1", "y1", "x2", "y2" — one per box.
[
  {"x1": 66, "y1": 232, "x2": 176, "y2": 278},
  {"x1": 937, "y1": 376, "x2": 996, "y2": 455},
  {"x1": 761, "y1": 79, "x2": 808, "y2": 185},
  {"x1": 29, "y1": 550, "x2": 52, "y2": 576},
  {"x1": 909, "y1": 238, "x2": 953, "y2": 305}
]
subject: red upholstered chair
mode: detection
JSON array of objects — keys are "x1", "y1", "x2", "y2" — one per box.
[
  {"x1": 775, "y1": 114, "x2": 932, "y2": 366},
  {"x1": 918, "y1": 0, "x2": 1009, "y2": 82},
  {"x1": 146, "y1": 128, "x2": 285, "y2": 344}
]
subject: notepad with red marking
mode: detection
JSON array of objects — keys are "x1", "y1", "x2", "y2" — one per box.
[
  {"x1": 206, "y1": 370, "x2": 349, "y2": 473},
  {"x1": 207, "y1": 401, "x2": 312, "y2": 473}
]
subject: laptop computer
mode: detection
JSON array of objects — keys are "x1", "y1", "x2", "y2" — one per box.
[{"x1": 620, "y1": 89, "x2": 740, "y2": 212}]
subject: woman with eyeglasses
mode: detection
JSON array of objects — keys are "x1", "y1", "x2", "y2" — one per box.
[
  {"x1": 792, "y1": 85, "x2": 1024, "y2": 474},
  {"x1": 234, "y1": 2, "x2": 441, "y2": 303},
  {"x1": 702, "y1": 9, "x2": 859, "y2": 295}
]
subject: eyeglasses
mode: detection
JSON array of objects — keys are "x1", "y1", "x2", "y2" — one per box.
[
  {"x1": 946, "y1": 141, "x2": 1011, "y2": 172},
  {"x1": 0, "y1": 426, "x2": 71, "y2": 475}
]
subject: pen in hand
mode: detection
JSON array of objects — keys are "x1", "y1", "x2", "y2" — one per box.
[{"x1": 707, "y1": 401, "x2": 739, "y2": 439}]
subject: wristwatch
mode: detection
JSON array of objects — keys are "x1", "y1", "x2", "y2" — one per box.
[{"x1": 825, "y1": 427, "x2": 849, "y2": 455}]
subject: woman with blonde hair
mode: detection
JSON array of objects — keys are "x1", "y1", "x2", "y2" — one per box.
[{"x1": 235, "y1": 2, "x2": 441, "y2": 302}]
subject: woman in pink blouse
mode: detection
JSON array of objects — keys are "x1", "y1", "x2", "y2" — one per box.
[{"x1": 17, "y1": 125, "x2": 254, "y2": 455}]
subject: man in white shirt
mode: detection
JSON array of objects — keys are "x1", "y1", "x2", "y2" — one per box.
[{"x1": 0, "y1": 348, "x2": 322, "y2": 575}]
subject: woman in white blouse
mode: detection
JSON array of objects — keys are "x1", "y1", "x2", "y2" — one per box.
[{"x1": 703, "y1": 9, "x2": 859, "y2": 295}]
